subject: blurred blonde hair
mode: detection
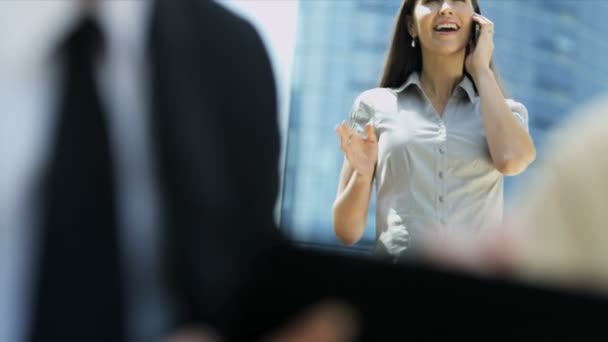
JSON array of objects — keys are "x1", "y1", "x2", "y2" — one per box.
[{"x1": 511, "y1": 95, "x2": 608, "y2": 294}]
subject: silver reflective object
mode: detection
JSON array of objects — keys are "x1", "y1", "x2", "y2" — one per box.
[{"x1": 349, "y1": 101, "x2": 374, "y2": 137}]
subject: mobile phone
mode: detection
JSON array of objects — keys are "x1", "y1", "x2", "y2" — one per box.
[{"x1": 470, "y1": 21, "x2": 480, "y2": 48}]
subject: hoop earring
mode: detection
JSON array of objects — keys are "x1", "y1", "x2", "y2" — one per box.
[{"x1": 411, "y1": 38, "x2": 416, "y2": 48}]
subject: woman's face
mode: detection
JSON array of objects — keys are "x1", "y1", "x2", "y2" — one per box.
[{"x1": 409, "y1": 0, "x2": 475, "y2": 56}]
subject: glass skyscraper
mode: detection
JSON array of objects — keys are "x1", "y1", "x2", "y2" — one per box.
[{"x1": 280, "y1": 0, "x2": 608, "y2": 251}]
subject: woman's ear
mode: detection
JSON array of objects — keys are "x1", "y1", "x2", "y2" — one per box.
[{"x1": 406, "y1": 15, "x2": 417, "y2": 39}]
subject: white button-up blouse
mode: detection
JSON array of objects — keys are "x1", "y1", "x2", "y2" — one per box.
[{"x1": 349, "y1": 72, "x2": 529, "y2": 258}]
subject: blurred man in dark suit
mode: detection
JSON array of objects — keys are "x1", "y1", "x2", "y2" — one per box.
[{"x1": 0, "y1": 1, "x2": 356, "y2": 341}]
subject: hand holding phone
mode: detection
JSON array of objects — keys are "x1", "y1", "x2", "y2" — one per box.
[{"x1": 465, "y1": 14, "x2": 494, "y2": 77}]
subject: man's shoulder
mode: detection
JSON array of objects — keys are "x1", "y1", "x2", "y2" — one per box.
[
  {"x1": 196, "y1": 0, "x2": 260, "y2": 39},
  {"x1": 157, "y1": 1, "x2": 260, "y2": 42}
]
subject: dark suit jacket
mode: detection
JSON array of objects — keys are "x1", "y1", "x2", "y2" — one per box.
[{"x1": 148, "y1": 0, "x2": 286, "y2": 335}]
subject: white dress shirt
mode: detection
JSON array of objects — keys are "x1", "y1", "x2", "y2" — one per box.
[
  {"x1": 0, "y1": 1, "x2": 172, "y2": 341},
  {"x1": 349, "y1": 72, "x2": 529, "y2": 258}
]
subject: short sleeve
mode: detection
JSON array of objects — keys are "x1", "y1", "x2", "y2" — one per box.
[
  {"x1": 506, "y1": 99, "x2": 529, "y2": 132},
  {"x1": 348, "y1": 94, "x2": 375, "y2": 137}
]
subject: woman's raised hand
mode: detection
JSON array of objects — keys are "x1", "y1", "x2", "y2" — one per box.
[{"x1": 335, "y1": 121, "x2": 378, "y2": 178}]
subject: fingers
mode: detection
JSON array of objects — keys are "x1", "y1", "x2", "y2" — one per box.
[
  {"x1": 364, "y1": 123, "x2": 376, "y2": 142},
  {"x1": 335, "y1": 121, "x2": 352, "y2": 151},
  {"x1": 165, "y1": 326, "x2": 222, "y2": 342},
  {"x1": 264, "y1": 300, "x2": 360, "y2": 342},
  {"x1": 335, "y1": 121, "x2": 376, "y2": 155},
  {"x1": 334, "y1": 121, "x2": 349, "y2": 137},
  {"x1": 472, "y1": 13, "x2": 494, "y2": 35}
]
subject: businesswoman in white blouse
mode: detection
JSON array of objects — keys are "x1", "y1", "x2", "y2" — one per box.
[{"x1": 332, "y1": 0, "x2": 536, "y2": 260}]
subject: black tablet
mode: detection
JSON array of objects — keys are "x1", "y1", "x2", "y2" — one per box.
[{"x1": 224, "y1": 245, "x2": 607, "y2": 340}]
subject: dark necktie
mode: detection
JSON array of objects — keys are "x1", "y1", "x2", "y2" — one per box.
[{"x1": 30, "y1": 16, "x2": 125, "y2": 342}]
